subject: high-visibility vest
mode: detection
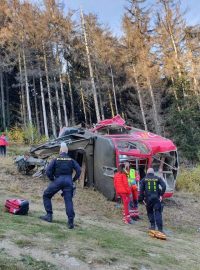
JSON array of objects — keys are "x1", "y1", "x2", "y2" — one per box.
[{"x1": 128, "y1": 168, "x2": 136, "y2": 185}]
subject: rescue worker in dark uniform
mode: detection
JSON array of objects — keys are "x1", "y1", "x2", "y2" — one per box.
[
  {"x1": 40, "y1": 142, "x2": 81, "y2": 229},
  {"x1": 139, "y1": 168, "x2": 166, "y2": 232}
]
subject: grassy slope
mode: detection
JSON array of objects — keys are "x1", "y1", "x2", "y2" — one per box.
[{"x1": 0, "y1": 156, "x2": 200, "y2": 270}]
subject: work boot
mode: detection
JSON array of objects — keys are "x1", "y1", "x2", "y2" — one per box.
[
  {"x1": 68, "y1": 223, "x2": 74, "y2": 229},
  {"x1": 68, "y1": 219, "x2": 74, "y2": 229},
  {"x1": 40, "y1": 214, "x2": 53, "y2": 223},
  {"x1": 149, "y1": 224, "x2": 155, "y2": 230}
]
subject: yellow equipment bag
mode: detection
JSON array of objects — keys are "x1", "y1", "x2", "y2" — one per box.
[{"x1": 148, "y1": 230, "x2": 167, "y2": 240}]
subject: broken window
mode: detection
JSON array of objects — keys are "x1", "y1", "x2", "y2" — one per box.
[
  {"x1": 152, "y1": 151, "x2": 178, "y2": 191},
  {"x1": 117, "y1": 141, "x2": 149, "y2": 154}
]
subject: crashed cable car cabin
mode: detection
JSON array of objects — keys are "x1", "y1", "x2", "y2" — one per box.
[{"x1": 29, "y1": 115, "x2": 178, "y2": 201}]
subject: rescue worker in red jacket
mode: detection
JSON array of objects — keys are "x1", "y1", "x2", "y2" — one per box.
[
  {"x1": 0, "y1": 134, "x2": 8, "y2": 156},
  {"x1": 113, "y1": 164, "x2": 132, "y2": 224},
  {"x1": 125, "y1": 162, "x2": 139, "y2": 219}
]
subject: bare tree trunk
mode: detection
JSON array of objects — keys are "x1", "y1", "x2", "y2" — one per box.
[
  {"x1": 108, "y1": 90, "x2": 114, "y2": 117},
  {"x1": 110, "y1": 65, "x2": 118, "y2": 115},
  {"x1": 94, "y1": 66, "x2": 104, "y2": 120},
  {"x1": 22, "y1": 47, "x2": 32, "y2": 126},
  {"x1": 54, "y1": 76, "x2": 62, "y2": 129},
  {"x1": 118, "y1": 94, "x2": 125, "y2": 119},
  {"x1": 133, "y1": 66, "x2": 147, "y2": 131},
  {"x1": 33, "y1": 77, "x2": 40, "y2": 134},
  {"x1": 66, "y1": 62, "x2": 75, "y2": 125},
  {"x1": 146, "y1": 76, "x2": 161, "y2": 134},
  {"x1": 190, "y1": 67, "x2": 200, "y2": 108},
  {"x1": 171, "y1": 77, "x2": 184, "y2": 125},
  {"x1": 39, "y1": 69, "x2": 49, "y2": 139},
  {"x1": 89, "y1": 109, "x2": 92, "y2": 126},
  {"x1": 43, "y1": 44, "x2": 57, "y2": 137},
  {"x1": 18, "y1": 52, "x2": 26, "y2": 126},
  {"x1": 55, "y1": 45, "x2": 68, "y2": 127},
  {"x1": 0, "y1": 71, "x2": 6, "y2": 130},
  {"x1": 80, "y1": 81, "x2": 87, "y2": 125},
  {"x1": 59, "y1": 73, "x2": 68, "y2": 127},
  {"x1": 98, "y1": 87, "x2": 105, "y2": 120},
  {"x1": 171, "y1": 76, "x2": 182, "y2": 112},
  {"x1": 38, "y1": 98, "x2": 44, "y2": 135},
  {"x1": 5, "y1": 74, "x2": 10, "y2": 127},
  {"x1": 161, "y1": 0, "x2": 182, "y2": 78},
  {"x1": 80, "y1": 8, "x2": 100, "y2": 122}
]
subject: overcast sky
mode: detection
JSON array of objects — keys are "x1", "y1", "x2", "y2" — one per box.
[{"x1": 32, "y1": 0, "x2": 200, "y2": 36}]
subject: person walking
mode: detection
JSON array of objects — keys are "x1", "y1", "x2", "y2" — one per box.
[
  {"x1": 139, "y1": 168, "x2": 166, "y2": 232},
  {"x1": 40, "y1": 142, "x2": 81, "y2": 229}
]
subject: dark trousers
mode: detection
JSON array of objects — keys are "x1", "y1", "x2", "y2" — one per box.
[
  {"x1": 43, "y1": 176, "x2": 75, "y2": 224},
  {"x1": 146, "y1": 198, "x2": 163, "y2": 231},
  {"x1": 0, "y1": 146, "x2": 6, "y2": 156}
]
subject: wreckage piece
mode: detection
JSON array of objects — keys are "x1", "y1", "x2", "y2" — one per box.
[
  {"x1": 15, "y1": 115, "x2": 179, "y2": 201},
  {"x1": 30, "y1": 129, "x2": 92, "y2": 158},
  {"x1": 29, "y1": 130, "x2": 95, "y2": 187},
  {"x1": 15, "y1": 155, "x2": 46, "y2": 175}
]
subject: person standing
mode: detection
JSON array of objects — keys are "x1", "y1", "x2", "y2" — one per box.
[
  {"x1": 0, "y1": 133, "x2": 8, "y2": 156},
  {"x1": 139, "y1": 168, "x2": 166, "y2": 232},
  {"x1": 113, "y1": 164, "x2": 133, "y2": 224},
  {"x1": 40, "y1": 142, "x2": 81, "y2": 229},
  {"x1": 125, "y1": 162, "x2": 139, "y2": 219}
]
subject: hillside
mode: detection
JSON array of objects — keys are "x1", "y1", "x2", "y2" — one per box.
[{"x1": 0, "y1": 157, "x2": 199, "y2": 270}]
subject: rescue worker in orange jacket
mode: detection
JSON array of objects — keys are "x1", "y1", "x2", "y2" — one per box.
[
  {"x1": 113, "y1": 164, "x2": 132, "y2": 224},
  {"x1": 125, "y1": 162, "x2": 139, "y2": 219}
]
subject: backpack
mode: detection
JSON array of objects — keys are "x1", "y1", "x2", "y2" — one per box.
[{"x1": 5, "y1": 199, "x2": 29, "y2": 215}]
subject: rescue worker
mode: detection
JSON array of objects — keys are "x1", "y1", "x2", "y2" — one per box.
[
  {"x1": 0, "y1": 133, "x2": 8, "y2": 156},
  {"x1": 125, "y1": 162, "x2": 139, "y2": 219},
  {"x1": 113, "y1": 164, "x2": 133, "y2": 224},
  {"x1": 40, "y1": 142, "x2": 81, "y2": 229},
  {"x1": 139, "y1": 168, "x2": 166, "y2": 232}
]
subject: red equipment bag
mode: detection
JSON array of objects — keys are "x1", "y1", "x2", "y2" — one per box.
[{"x1": 5, "y1": 199, "x2": 29, "y2": 215}]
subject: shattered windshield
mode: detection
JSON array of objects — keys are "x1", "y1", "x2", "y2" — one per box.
[
  {"x1": 116, "y1": 141, "x2": 149, "y2": 154},
  {"x1": 96, "y1": 125, "x2": 129, "y2": 135}
]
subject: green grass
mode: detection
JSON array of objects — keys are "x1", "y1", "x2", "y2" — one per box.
[
  {"x1": 0, "y1": 250, "x2": 57, "y2": 270},
  {"x1": 20, "y1": 255, "x2": 57, "y2": 270},
  {"x1": 176, "y1": 166, "x2": 200, "y2": 193},
  {"x1": 14, "y1": 239, "x2": 35, "y2": 248},
  {"x1": 1, "y1": 208, "x2": 177, "y2": 269},
  {"x1": 1, "y1": 208, "x2": 198, "y2": 269}
]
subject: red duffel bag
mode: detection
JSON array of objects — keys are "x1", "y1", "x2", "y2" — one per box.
[{"x1": 5, "y1": 199, "x2": 29, "y2": 215}]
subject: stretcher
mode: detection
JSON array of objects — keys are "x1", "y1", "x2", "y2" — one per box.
[{"x1": 148, "y1": 229, "x2": 167, "y2": 240}]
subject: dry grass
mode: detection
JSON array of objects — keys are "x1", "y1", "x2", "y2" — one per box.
[{"x1": 176, "y1": 166, "x2": 200, "y2": 194}]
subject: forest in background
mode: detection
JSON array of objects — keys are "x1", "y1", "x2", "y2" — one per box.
[{"x1": 0, "y1": 0, "x2": 200, "y2": 162}]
